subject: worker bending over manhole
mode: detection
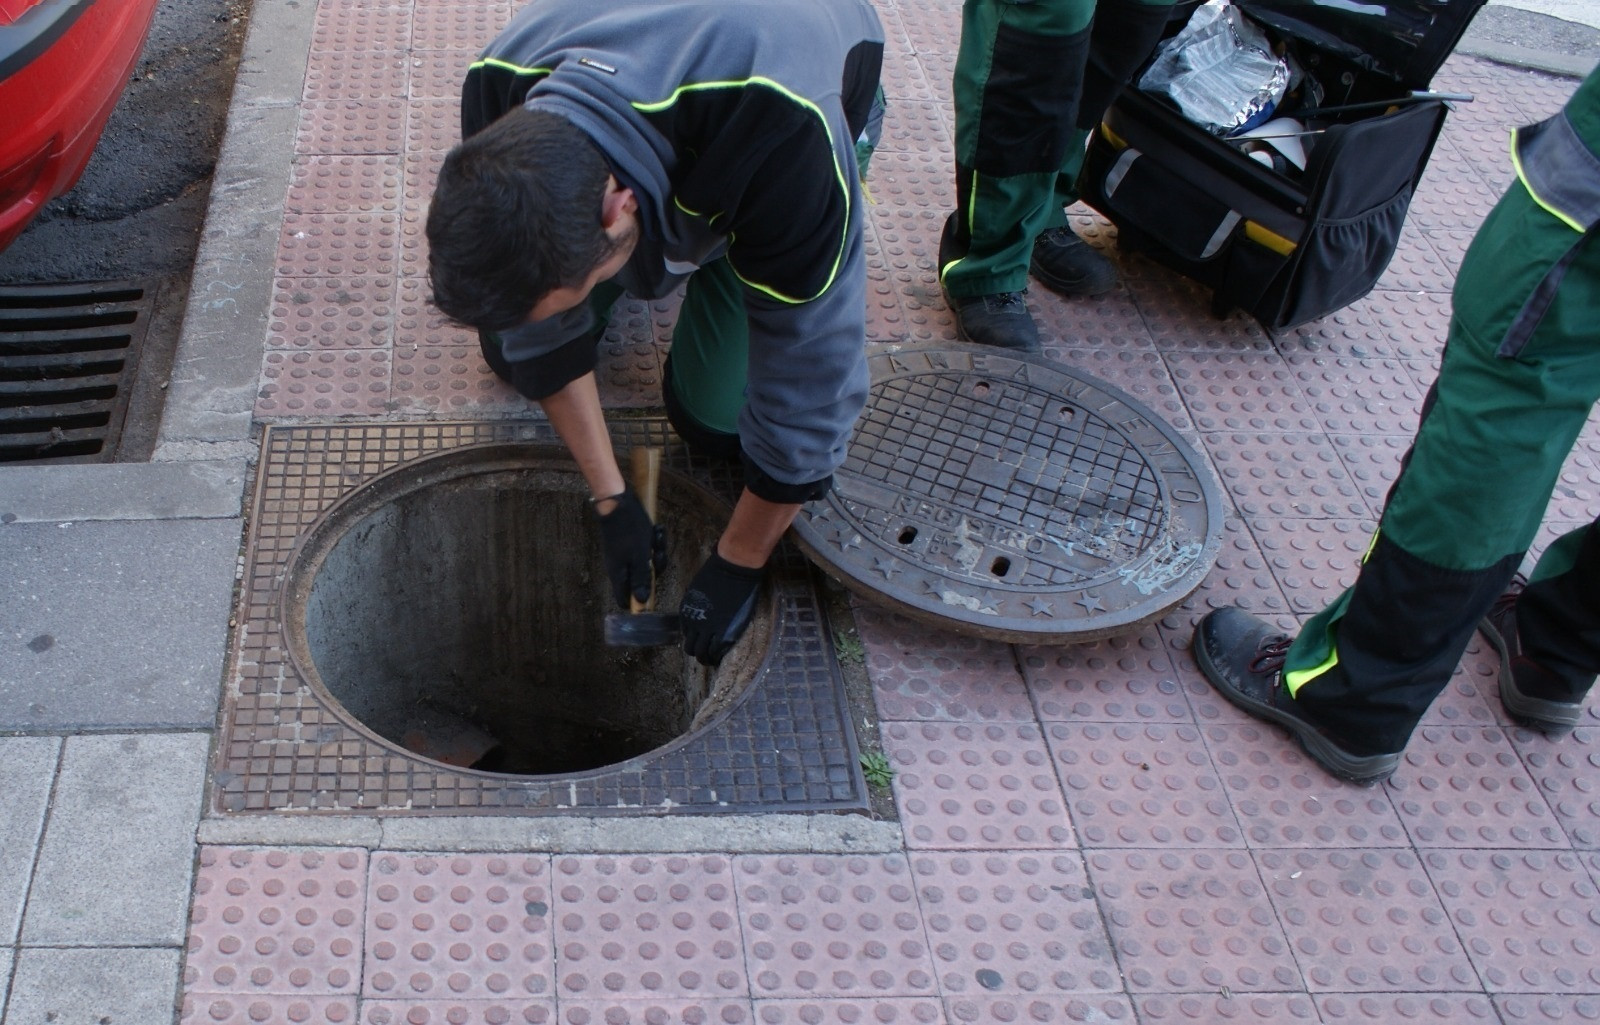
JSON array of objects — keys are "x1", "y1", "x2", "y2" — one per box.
[{"x1": 426, "y1": 0, "x2": 886, "y2": 667}]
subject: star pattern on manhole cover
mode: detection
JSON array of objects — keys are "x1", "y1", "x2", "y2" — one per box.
[
  {"x1": 1028, "y1": 597, "x2": 1055, "y2": 618},
  {"x1": 1077, "y1": 594, "x2": 1106, "y2": 613},
  {"x1": 873, "y1": 556, "x2": 900, "y2": 580}
]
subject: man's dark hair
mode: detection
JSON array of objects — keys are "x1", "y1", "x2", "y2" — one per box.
[{"x1": 427, "y1": 108, "x2": 617, "y2": 331}]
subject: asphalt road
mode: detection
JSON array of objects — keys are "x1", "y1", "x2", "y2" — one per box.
[{"x1": 0, "y1": 0, "x2": 250, "y2": 460}]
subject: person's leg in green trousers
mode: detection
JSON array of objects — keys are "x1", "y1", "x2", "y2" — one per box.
[
  {"x1": 1189, "y1": 72, "x2": 1600, "y2": 780},
  {"x1": 938, "y1": 0, "x2": 1096, "y2": 352},
  {"x1": 939, "y1": 0, "x2": 1173, "y2": 349},
  {"x1": 662, "y1": 258, "x2": 748, "y2": 460}
]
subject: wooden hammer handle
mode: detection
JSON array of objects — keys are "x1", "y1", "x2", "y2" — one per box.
[{"x1": 629, "y1": 446, "x2": 662, "y2": 613}]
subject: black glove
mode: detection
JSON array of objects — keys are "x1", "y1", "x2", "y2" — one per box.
[
  {"x1": 594, "y1": 487, "x2": 667, "y2": 608},
  {"x1": 680, "y1": 551, "x2": 764, "y2": 667}
]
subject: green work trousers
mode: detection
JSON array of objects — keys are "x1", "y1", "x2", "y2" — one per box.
[
  {"x1": 1283, "y1": 172, "x2": 1600, "y2": 754},
  {"x1": 589, "y1": 259, "x2": 750, "y2": 447},
  {"x1": 940, "y1": 0, "x2": 1174, "y2": 299}
]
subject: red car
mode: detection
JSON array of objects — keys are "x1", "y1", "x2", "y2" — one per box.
[{"x1": 0, "y1": 0, "x2": 161, "y2": 252}]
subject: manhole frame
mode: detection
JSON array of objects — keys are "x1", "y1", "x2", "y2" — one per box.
[{"x1": 217, "y1": 420, "x2": 869, "y2": 817}]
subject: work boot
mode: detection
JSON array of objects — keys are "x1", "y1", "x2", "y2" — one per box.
[
  {"x1": 1479, "y1": 576, "x2": 1586, "y2": 734},
  {"x1": 949, "y1": 291, "x2": 1041, "y2": 353},
  {"x1": 1031, "y1": 225, "x2": 1117, "y2": 297},
  {"x1": 1192, "y1": 606, "x2": 1403, "y2": 785}
]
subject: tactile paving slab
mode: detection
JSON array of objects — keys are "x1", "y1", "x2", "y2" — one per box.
[
  {"x1": 1422, "y1": 632, "x2": 1505, "y2": 729},
  {"x1": 1389, "y1": 726, "x2": 1565, "y2": 847},
  {"x1": 1427, "y1": 850, "x2": 1600, "y2": 993},
  {"x1": 181, "y1": 994, "x2": 358, "y2": 1025},
  {"x1": 1087, "y1": 850, "x2": 1301, "y2": 993},
  {"x1": 946, "y1": 994, "x2": 1137, "y2": 1023},
  {"x1": 1207, "y1": 724, "x2": 1410, "y2": 847},
  {"x1": 1256, "y1": 850, "x2": 1475, "y2": 992},
  {"x1": 1496, "y1": 994, "x2": 1600, "y2": 1024},
  {"x1": 551, "y1": 856, "x2": 745, "y2": 1001},
  {"x1": 1044, "y1": 723, "x2": 1239, "y2": 848},
  {"x1": 296, "y1": 101, "x2": 407, "y2": 157},
  {"x1": 1283, "y1": 354, "x2": 1428, "y2": 437},
  {"x1": 1030, "y1": 286, "x2": 1153, "y2": 356},
  {"x1": 1166, "y1": 352, "x2": 1316, "y2": 434},
  {"x1": 1512, "y1": 729, "x2": 1600, "y2": 848},
  {"x1": 752, "y1": 998, "x2": 943, "y2": 1025},
  {"x1": 365, "y1": 854, "x2": 552, "y2": 1001},
  {"x1": 1122, "y1": 268, "x2": 1275, "y2": 354},
  {"x1": 363, "y1": 1001, "x2": 553, "y2": 1025},
  {"x1": 909, "y1": 852, "x2": 1119, "y2": 996},
  {"x1": 854, "y1": 605, "x2": 1033, "y2": 722},
  {"x1": 793, "y1": 346, "x2": 1225, "y2": 643},
  {"x1": 268, "y1": 276, "x2": 397, "y2": 351},
  {"x1": 219, "y1": 421, "x2": 866, "y2": 816},
  {"x1": 1019, "y1": 631, "x2": 1189, "y2": 724},
  {"x1": 1376, "y1": 225, "x2": 1457, "y2": 295},
  {"x1": 1154, "y1": 521, "x2": 1300, "y2": 705},
  {"x1": 1247, "y1": 517, "x2": 1376, "y2": 617},
  {"x1": 1318, "y1": 994, "x2": 1501, "y2": 1024},
  {"x1": 881, "y1": 722, "x2": 1073, "y2": 850},
  {"x1": 735, "y1": 855, "x2": 935, "y2": 999},
  {"x1": 409, "y1": 4, "x2": 510, "y2": 52},
  {"x1": 312, "y1": 4, "x2": 413, "y2": 52},
  {"x1": 1327, "y1": 433, "x2": 1411, "y2": 517},
  {"x1": 1205, "y1": 431, "x2": 1371, "y2": 520},
  {"x1": 1136, "y1": 993, "x2": 1319, "y2": 1023},
  {"x1": 185, "y1": 848, "x2": 369, "y2": 996},
  {"x1": 556, "y1": 1000, "x2": 750, "y2": 1025}
]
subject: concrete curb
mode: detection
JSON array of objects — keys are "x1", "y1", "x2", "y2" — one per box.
[
  {"x1": 1457, "y1": 37, "x2": 1598, "y2": 78},
  {"x1": 196, "y1": 813, "x2": 906, "y2": 854},
  {"x1": 153, "y1": 0, "x2": 315, "y2": 463}
]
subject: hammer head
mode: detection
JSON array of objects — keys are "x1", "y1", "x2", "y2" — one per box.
[{"x1": 604, "y1": 610, "x2": 681, "y2": 648}]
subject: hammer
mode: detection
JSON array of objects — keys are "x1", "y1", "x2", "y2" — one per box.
[{"x1": 603, "y1": 446, "x2": 682, "y2": 647}]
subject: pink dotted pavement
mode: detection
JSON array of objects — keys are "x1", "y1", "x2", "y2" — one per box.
[{"x1": 191, "y1": 0, "x2": 1600, "y2": 1021}]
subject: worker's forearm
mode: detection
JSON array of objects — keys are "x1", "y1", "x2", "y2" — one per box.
[
  {"x1": 538, "y1": 373, "x2": 625, "y2": 510},
  {"x1": 717, "y1": 489, "x2": 802, "y2": 568}
]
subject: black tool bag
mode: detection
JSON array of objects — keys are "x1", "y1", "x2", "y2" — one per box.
[{"x1": 1080, "y1": 0, "x2": 1486, "y2": 331}]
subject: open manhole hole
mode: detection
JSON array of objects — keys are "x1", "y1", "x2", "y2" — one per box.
[{"x1": 281, "y1": 443, "x2": 775, "y2": 777}]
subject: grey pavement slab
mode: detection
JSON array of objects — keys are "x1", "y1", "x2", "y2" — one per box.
[
  {"x1": 0, "y1": 518, "x2": 240, "y2": 729},
  {"x1": 4, "y1": 947, "x2": 181, "y2": 1025},
  {"x1": 22, "y1": 733, "x2": 209, "y2": 947},
  {"x1": 0, "y1": 737, "x2": 59, "y2": 945},
  {"x1": 0, "y1": 948, "x2": 10, "y2": 1017},
  {"x1": 0, "y1": 462, "x2": 245, "y2": 525}
]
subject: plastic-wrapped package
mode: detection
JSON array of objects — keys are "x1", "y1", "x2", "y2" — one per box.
[{"x1": 1138, "y1": 0, "x2": 1289, "y2": 135}]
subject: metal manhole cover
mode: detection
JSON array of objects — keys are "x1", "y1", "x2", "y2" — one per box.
[{"x1": 793, "y1": 345, "x2": 1224, "y2": 643}]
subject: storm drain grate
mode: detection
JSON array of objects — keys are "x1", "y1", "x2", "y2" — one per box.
[{"x1": 0, "y1": 280, "x2": 153, "y2": 463}]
